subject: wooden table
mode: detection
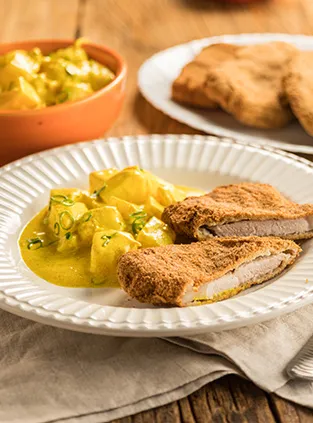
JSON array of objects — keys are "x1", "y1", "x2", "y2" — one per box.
[{"x1": 1, "y1": 0, "x2": 313, "y2": 421}]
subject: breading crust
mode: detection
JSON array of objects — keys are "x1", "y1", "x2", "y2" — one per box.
[
  {"x1": 118, "y1": 237, "x2": 300, "y2": 307},
  {"x1": 162, "y1": 183, "x2": 313, "y2": 240}
]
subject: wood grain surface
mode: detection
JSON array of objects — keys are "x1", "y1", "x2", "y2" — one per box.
[{"x1": 1, "y1": 0, "x2": 313, "y2": 421}]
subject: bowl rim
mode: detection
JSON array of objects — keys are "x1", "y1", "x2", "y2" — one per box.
[{"x1": 0, "y1": 38, "x2": 127, "y2": 116}]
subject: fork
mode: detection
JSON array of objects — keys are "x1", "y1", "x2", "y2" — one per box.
[{"x1": 286, "y1": 336, "x2": 313, "y2": 380}]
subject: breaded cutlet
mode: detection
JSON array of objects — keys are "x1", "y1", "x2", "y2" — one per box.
[
  {"x1": 162, "y1": 183, "x2": 313, "y2": 241},
  {"x1": 201, "y1": 42, "x2": 297, "y2": 129},
  {"x1": 118, "y1": 237, "x2": 301, "y2": 307},
  {"x1": 172, "y1": 43, "x2": 240, "y2": 108}
]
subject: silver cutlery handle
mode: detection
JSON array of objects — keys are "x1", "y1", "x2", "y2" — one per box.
[{"x1": 287, "y1": 337, "x2": 313, "y2": 380}]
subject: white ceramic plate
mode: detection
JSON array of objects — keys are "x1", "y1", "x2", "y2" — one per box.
[
  {"x1": 138, "y1": 33, "x2": 313, "y2": 155},
  {"x1": 1, "y1": 135, "x2": 313, "y2": 337}
]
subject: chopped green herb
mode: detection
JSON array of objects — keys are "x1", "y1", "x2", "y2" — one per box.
[
  {"x1": 50, "y1": 194, "x2": 67, "y2": 202},
  {"x1": 26, "y1": 237, "x2": 57, "y2": 250},
  {"x1": 62, "y1": 198, "x2": 75, "y2": 206},
  {"x1": 91, "y1": 184, "x2": 107, "y2": 198},
  {"x1": 65, "y1": 232, "x2": 73, "y2": 240},
  {"x1": 27, "y1": 238, "x2": 43, "y2": 250},
  {"x1": 83, "y1": 212, "x2": 92, "y2": 222},
  {"x1": 130, "y1": 211, "x2": 147, "y2": 235},
  {"x1": 130, "y1": 211, "x2": 146, "y2": 217},
  {"x1": 50, "y1": 195, "x2": 75, "y2": 207},
  {"x1": 132, "y1": 219, "x2": 146, "y2": 234},
  {"x1": 59, "y1": 210, "x2": 75, "y2": 230},
  {"x1": 101, "y1": 232, "x2": 117, "y2": 247},
  {"x1": 54, "y1": 222, "x2": 60, "y2": 235}
]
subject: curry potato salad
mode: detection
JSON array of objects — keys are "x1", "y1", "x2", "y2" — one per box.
[
  {"x1": 19, "y1": 166, "x2": 204, "y2": 288},
  {"x1": 0, "y1": 39, "x2": 115, "y2": 110}
]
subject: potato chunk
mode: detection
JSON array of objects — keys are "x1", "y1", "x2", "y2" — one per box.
[
  {"x1": 78, "y1": 206, "x2": 125, "y2": 245},
  {"x1": 57, "y1": 233, "x2": 79, "y2": 253},
  {"x1": 0, "y1": 50, "x2": 39, "y2": 88},
  {"x1": 89, "y1": 168, "x2": 118, "y2": 196},
  {"x1": 100, "y1": 166, "x2": 151, "y2": 204},
  {"x1": 90, "y1": 230, "x2": 140, "y2": 286},
  {"x1": 0, "y1": 77, "x2": 42, "y2": 110},
  {"x1": 144, "y1": 197, "x2": 164, "y2": 220},
  {"x1": 47, "y1": 201, "x2": 88, "y2": 238},
  {"x1": 155, "y1": 185, "x2": 186, "y2": 207},
  {"x1": 136, "y1": 217, "x2": 175, "y2": 248},
  {"x1": 106, "y1": 196, "x2": 142, "y2": 221}
]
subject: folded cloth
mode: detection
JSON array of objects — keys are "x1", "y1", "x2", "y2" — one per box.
[
  {"x1": 167, "y1": 304, "x2": 313, "y2": 406},
  {"x1": 1, "y1": 305, "x2": 313, "y2": 423}
]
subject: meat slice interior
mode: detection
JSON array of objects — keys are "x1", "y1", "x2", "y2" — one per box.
[
  {"x1": 198, "y1": 216, "x2": 313, "y2": 238},
  {"x1": 182, "y1": 252, "x2": 291, "y2": 306}
]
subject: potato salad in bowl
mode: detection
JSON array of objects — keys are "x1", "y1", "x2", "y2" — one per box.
[{"x1": 0, "y1": 38, "x2": 115, "y2": 110}]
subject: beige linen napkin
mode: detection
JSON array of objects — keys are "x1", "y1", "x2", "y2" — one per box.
[{"x1": 1, "y1": 305, "x2": 313, "y2": 423}]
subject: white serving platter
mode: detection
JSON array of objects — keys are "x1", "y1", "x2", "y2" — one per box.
[{"x1": 138, "y1": 33, "x2": 313, "y2": 154}]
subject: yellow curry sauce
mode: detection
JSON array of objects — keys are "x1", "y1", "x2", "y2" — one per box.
[
  {"x1": 19, "y1": 166, "x2": 204, "y2": 288},
  {"x1": 0, "y1": 39, "x2": 115, "y2": 110}
]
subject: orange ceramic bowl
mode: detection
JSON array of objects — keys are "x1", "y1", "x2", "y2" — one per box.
[{"x1": 0, "y1": 39, "x2": 127, "y2": 165}]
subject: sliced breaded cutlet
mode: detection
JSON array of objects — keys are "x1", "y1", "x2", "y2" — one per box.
[
  {"x1": 118, "y1": 237, "x2": 301, "y2": 307},
  {"x1": 172, "y1": 43, "x2": 240, "y2": 108},
  {"x1": 162, "y1": 183, "x2": 313, "y2": 241}
]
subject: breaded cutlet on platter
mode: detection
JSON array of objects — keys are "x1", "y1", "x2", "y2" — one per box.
[
  {"x1": 172, "y1": 43, "x2": 240, "y2": 108},
  {"x1": 162, "y1": 183, "x2": 313, "y2": 241},
  {"x1": 200, "y1": 42, "x2": 297, "y2": 129},
  {"x1": 118, "y1": 237, "x2": 301, "y2": 307}
]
